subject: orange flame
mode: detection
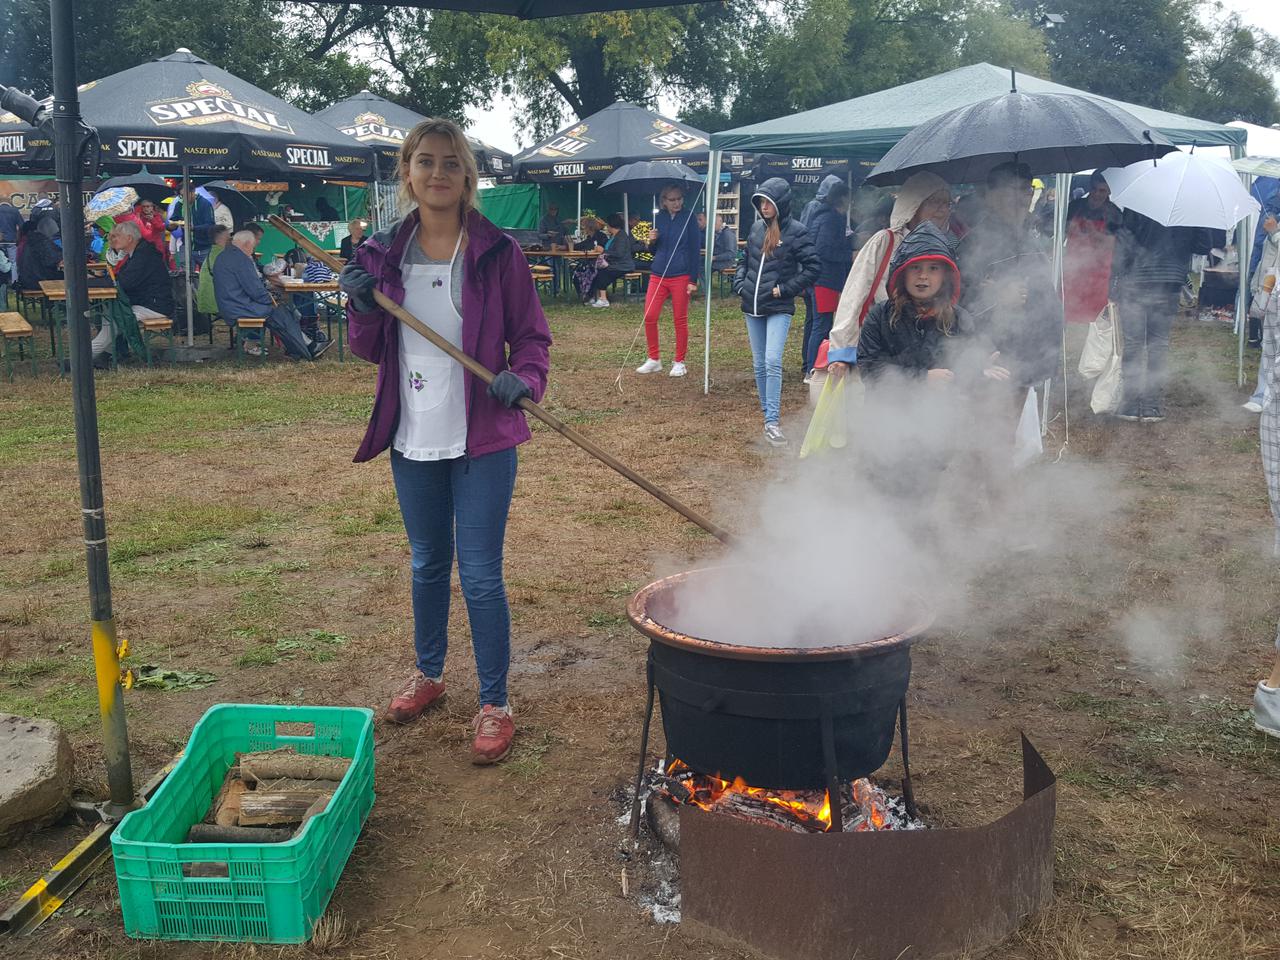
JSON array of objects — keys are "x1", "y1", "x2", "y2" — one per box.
[{"x1": 664, "y1": 759, "x2": 890, "y2": 833}]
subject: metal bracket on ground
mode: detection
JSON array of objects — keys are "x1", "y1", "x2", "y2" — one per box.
[{"x1": 0, "y1": 755, "x2": 179, "y2": 938}]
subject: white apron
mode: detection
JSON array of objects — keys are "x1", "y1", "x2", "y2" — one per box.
[{"x1": 393, "y1": 233, "x2": 467, "y2": 460}]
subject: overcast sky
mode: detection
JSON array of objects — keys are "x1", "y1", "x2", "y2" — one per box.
[{"x1": 463, "y1": 0, "x2": 1279, "y2": 155}]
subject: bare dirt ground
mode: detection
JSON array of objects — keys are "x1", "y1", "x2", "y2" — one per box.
[{"x1": 1, "y1": 297, "x2": 1278, "y2": 960}]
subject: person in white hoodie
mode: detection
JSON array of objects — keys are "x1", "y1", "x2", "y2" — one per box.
[
  {"x1": 825, "y1": 172, "x2": 952, "y2": 377},
  {"x1": 1253, "y1": 209, "x2": 1280, "y2": 740}
]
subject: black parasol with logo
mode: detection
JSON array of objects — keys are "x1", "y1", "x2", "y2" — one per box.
[
  {"x1": 314, "y1": 90, "x2": 513, "y2": 180},
  {"x1": 514, "y1": 101, "x2": 710, "y2": 183},
  {"x1": 0, "y1": 110, "x2": 48, "y2": 173},
  {"x1": 19, "y1": 49, "x2": 375, "y2": 179}
]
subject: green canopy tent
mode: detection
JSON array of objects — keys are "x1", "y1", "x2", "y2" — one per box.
[{"x1": 700, "y1": 62, "x2": 1252, "y2": 393}]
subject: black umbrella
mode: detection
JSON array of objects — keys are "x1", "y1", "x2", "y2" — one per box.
[
  {"x1": 0, "y1": 111, "x2": 46, "y2": 173},
  {"x1": 202, "y1": 180, "x2": 255, "y2": 227},
  {"x1": 99, "y1": 170, "x2": 173, "y2": 203},
  {"x1": 600, "y1": 160, "x2": 703, "y2": 194},
  {"x1": 21, "y1": 49, "x2": 375, "y2": 179},
  {"x1": 866, "y1": 88, "x2": 1176, "y2": 186},
  {"x1": 315, "y1": 91, "x2": 514, "y2": 180},
  {"x1": 515, "y1": 101, "x2": 710, "y2": 182}
]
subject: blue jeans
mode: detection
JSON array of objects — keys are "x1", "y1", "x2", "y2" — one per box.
[
  {"x1": 744, "y1": 312, "x2": 793, "y2": 425},
  {"x1": 390, "y1": 447, "x2": 518, "y2": 707}
]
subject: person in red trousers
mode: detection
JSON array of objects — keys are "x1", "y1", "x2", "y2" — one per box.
[{"x1": 636, "y1": 184, "x2": 702, "y2": 378}]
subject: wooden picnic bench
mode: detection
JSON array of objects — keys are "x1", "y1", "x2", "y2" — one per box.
[{"x1": 0, "y1": 311, "x2": 37, "y2": 380}]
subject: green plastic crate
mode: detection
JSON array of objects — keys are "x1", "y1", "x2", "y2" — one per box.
[{"x1": 112, "y1": 703, "x2": 374, "y2": 943}]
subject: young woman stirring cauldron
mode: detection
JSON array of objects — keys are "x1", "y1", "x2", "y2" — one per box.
[{"x1": 340, "y1": 120, "x2": 552, "y2": 763}]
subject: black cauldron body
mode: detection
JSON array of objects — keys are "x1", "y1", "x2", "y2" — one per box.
[{"x1": 628, "y1": 570, "x2": 924, "y2": 791}]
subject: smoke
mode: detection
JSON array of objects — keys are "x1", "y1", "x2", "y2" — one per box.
[{"x1": 663, "y1": 370, "x2": 1130, "y2": 650}]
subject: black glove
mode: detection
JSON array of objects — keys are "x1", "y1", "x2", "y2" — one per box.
[
  {"x1": 488, "y1": 370, "x2": 532, "y2": 409},
  {"x1": 340, "y1": 263, "x2": 377, "y2": 312}
]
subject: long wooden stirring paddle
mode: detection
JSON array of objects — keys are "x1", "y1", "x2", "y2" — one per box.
[{"x1": 267, "y1": 214, "x2": 734, "y2": 545}]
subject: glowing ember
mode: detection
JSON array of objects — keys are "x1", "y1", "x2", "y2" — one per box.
[{"x1": 659, "y1": 759, "x2": 911, "y2": 834}]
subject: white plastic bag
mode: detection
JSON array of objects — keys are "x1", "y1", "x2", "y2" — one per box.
[
  {"x1": 1250, "y1": 270, "x2": 1276, "y2": 321},
  {"x1": 1013, "y1": 387, "x2": 1042, "y2": 468},
  {"x1": 1078, "y1": 302, "x2": 1117, "y2": 379},
  {"x1": 1090, "y1": 311, "x2": 1124, "y2": 415}
]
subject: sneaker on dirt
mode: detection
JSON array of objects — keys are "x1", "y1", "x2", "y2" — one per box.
[
  {"x1": 763, "y1": 423, "x2": 788, "y2": 446},
  {"x1": 668, "y1": 361, "x2": 687, "y2": 378},
  {"x1": 386, "y1": 671, "x2": 446, "y2": 724},
  {"x1": 1254, "y1": 682, "x2": 1280, "y2": 739},
  {"x1": 471, "y1": 705, "x2": 515, "y2": 764},
  {"x1": 635, "y1": 358, "x2": 662, "y2": 374}
]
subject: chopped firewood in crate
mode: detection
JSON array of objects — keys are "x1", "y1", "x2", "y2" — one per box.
[
  {"x1": 293, "y1": 795, "x2": 329, "y2": 837},
  {"x1": 238, "y1": 748, "x2": 351, "y2": 786},
  {"x1": 253, "y1": 777, "x2": 343, "y2": 793},
  {"x1": 186, "y1": 823, "x2": 295, "y2": 844},
  {"x1": 239, "y1": 788, "x2": 335, "y2": 827},
  {"x1": 202, "y1": 772, "x2": 247, "y2": 827}
]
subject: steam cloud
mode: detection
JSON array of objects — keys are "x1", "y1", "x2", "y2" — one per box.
[{"x1": 664, "y1": 372, "x2": 1129, "y2": 650}]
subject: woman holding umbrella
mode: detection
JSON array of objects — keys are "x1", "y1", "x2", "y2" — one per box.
[
  {"x1": 339, "y1": 118, "x2": 551, "y2": 765},
  {"x1": 638, "y1": 183, "x2": 701, "y2": 378}
]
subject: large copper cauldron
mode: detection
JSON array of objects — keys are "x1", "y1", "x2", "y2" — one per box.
[{"x1": 628, "y1": 569, "x2": 931, "y2": 791}]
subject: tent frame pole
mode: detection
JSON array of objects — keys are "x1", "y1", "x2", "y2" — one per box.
[
  {"x1": 1232, "y1": 142, "x2": 1250, "y2": 387},
  {"x1": 704, "y1": 150, "x2": 722, "y2": 396},
  {"x1": 183, "y1": 165, "x2": 194, "y2": 347},
  {"x1": 50, "y1": 0, "x2": 135, "y2": 816}
]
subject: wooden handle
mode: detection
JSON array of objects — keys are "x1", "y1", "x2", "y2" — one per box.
[{"x1": 268, "y1": 216, "x2": 735, "y2": 546}]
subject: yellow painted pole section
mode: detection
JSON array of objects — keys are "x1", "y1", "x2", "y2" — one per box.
[{"x1": 90, "y1": 618, "x2": 133, "y2": 807}]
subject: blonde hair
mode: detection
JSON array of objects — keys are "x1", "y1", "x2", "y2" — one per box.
[{"x1": 398, "y1": 118, "x2": 479, "y2": 219}]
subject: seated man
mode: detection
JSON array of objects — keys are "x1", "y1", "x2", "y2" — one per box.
[
  {"x1": 712, "y1": 214, "x2": 738, "y2": 270},
  {"x1": 212, "y1": 229, "x2": 316, "y2": 360},
  {"x1": 89, "y1": 221, "x2": 175, "y2": 362},
  {"x1": 538, "y1": 203, "x2": 566, "y2": 248}
]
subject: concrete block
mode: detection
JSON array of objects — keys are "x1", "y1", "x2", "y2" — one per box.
[{"x1": 0, "y1": 713, "x2": 74, "y2": 846}]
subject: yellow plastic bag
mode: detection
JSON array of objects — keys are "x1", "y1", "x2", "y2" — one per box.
[{"x1": 799, "y1": 374, "x2": 848, "y2": 459}]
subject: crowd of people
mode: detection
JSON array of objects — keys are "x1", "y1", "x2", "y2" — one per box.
[{"x1": 0, "y1": 186, "x2": 368, "y2": 366}]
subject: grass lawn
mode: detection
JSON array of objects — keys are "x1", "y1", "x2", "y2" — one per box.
[{"x1": 1, "y1": 292, "x2": 1278, "y2": 959}]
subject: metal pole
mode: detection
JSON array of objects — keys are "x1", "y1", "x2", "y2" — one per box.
[
  {"x1": 50, "y1": 0, "x2": 134, "y2": 814},
  {"x1": 183, "y1": 165, "x2": 193, "y2": 347},
  {"x1": 703, "y1": 150, "x2": 721, "y2": 396},
  {"x1": 576, "y1": 180, "x2": 582, "y2": 239},
  {"x1": 1232, "y1": 142, "x2": 1250, "y2": 387},
  {"x1": 623, "y1": 194, "x2": 629, "y2": 230}
]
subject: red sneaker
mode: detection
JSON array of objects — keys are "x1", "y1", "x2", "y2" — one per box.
[
  {"x1": 386, "y1": 672, "x2": 446, "y2": 724},
  {"x1": 471, "y1": 706, "x2": 514, "y2": 764}
]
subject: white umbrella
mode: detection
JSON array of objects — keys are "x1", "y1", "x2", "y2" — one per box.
[{"x1": 1101, "y1": 151, "x2": 1259, "y2": 230}]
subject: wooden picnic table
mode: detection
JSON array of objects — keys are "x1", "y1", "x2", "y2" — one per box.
[
  {"x1": 37, "y1": 281, "x2": 118, "y2": 374},
  {"x1": 524, "y1": 249, "x2": 599, "y2": 298},
  {"x1": 39, "y1": 280, "x2": 118, "y2": 301},
  {"x1": 278, "y1": 280, "x2": 340, "y2": 293}
]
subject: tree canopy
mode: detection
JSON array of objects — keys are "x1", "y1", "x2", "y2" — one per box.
[{"x1": 3, "y1": 0, "x2": 1277, "y2": 135}]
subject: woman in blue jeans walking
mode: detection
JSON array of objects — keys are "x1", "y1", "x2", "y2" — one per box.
[
  {"x1": 733, "y1": 178, "x2": 820, "y2": 446},
  {"x1": 341, "y1": 118, "x2": 552, "y2": 764}
]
